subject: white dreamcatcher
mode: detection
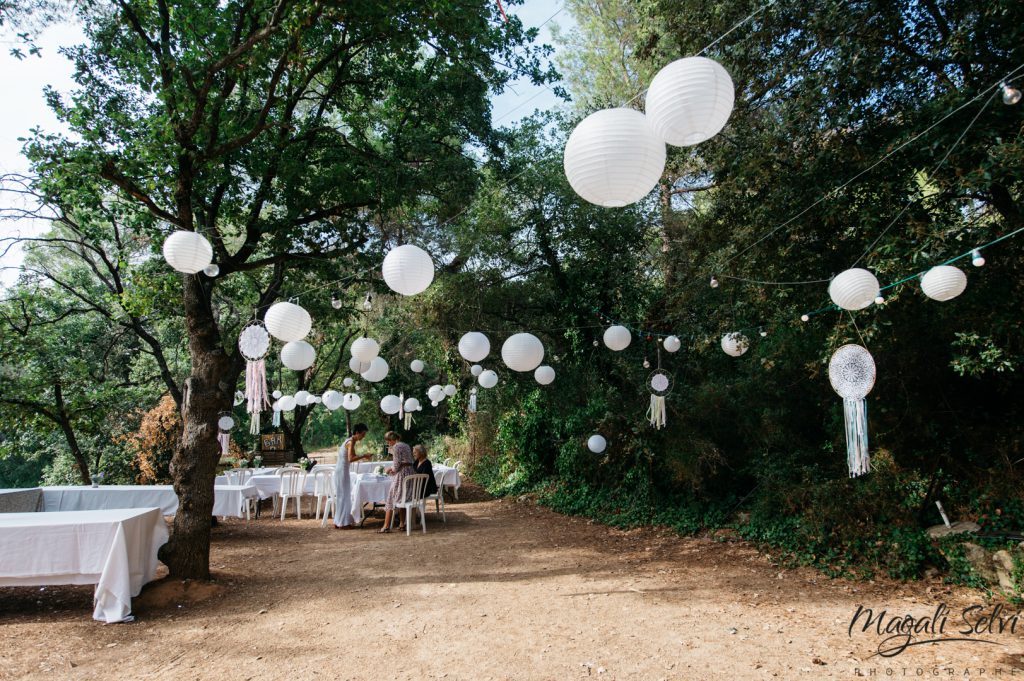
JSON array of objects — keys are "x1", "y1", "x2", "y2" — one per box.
[
  {"x1": 238, "y1": 320, "x2": 271, "y2": 434},
  {"x1": 646, "y1": 348, "x2": 673, "y2": 430},
  {"x1": 828, "y1": 344, "x2": 876, "y2": 477}
]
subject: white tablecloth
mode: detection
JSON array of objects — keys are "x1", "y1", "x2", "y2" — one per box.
[
  {"x1": 41, "y1": 485, "x2": 258, "y2": 518},
  {"x1": 350, "y1": 460, "x2": 391, "y2": 475},
  {"x1": 0, "y1": 507, "x2": 167, "y2": 623},
  {"x1": 350, "y1": 474, "x2": 391, "y2": 524},
  {"x1": 211, "y1": 484, "x2": 259, "y2": 518},
  {"x1": 433, "y1": 465, "x2": 462, "y2": 490},
  {"x1": 246, "y1": 474, "x2": 317, "y2": 500}
]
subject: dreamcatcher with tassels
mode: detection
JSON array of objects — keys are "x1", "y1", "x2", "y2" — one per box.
[
  {"x1": 217, "y1": 413, "x2": 235, "y2": 456},
  {"x1": 828, "y1": 344, "x2": 876, "y2": 477},
  {"x1": 238, "y1": 319, "x2": 271, "y2": 434},
  {"x1": 646, "y1": 348, "x2": 673, "y2": 430}
]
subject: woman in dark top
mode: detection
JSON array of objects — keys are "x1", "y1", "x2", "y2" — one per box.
[{"x1": 412, "y1": 444, "x2": 438, "y2": 498}]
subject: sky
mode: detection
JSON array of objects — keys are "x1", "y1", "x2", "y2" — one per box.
[{"x1": 0, "y1": 1, "x2": 574, "y2": 288}]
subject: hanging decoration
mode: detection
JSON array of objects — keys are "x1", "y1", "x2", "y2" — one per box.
[
  {"x1": 587, "y1": 434, "x2": 607, "y2": 454},
  {"x1": 294, "y1": 390, "x2": 310, "y2": 406},
  {"x1": 410, "y1": 359, "x2": 425, "y2": 373},
  {"x1": 920, "y1": 265, "x2": 967, "y2": 301},
  {"x1": 380, "y1": 394, "x2": 402, "y2": 415},
  {"x1": 233, "y1": 390, "x2": 244, "y2": 407},
  {"x1": 646, "y1": 349, "x2": 673, "y2": 429},
  {"x1": 350, "y1": 337, "x2": 380, "y2": 363},
  {"x1": 603, "y1": 325, "x2": 632, "y2": 351},
  {"x1": 478, "y1": 370, "x2": 498, "y2": 389},
  {"x1": 720, "y1": 332, "x2": 749, "y2": 357},
  {"x1": 470, "y1": 364, "x2": 483, "y2": 377},
  {"x1": 278, "y1": 395, "x2": 297, "y2": 411},
  {"x1": 501, "y1": 333, "x2": 545, "y2": 372},
  {"x1": 427, "y1": 385, "x2": 445, "y2": 403},
  {"x1": 828, "y1": 268, "x2": 880, "y2": 311},
  {"x1": 238, "y1": 320, "x2": 271, "y2": 435},
  {"x1": 828, "y1": 344, "x2": 876, "y2": 478},
  {"x1": 458, "y1": 332, "x2": 490, "y2": 362},
  {"x1": 281, "y1": 340, "x2": 316, "y2": 371},
  {"x1": 403, "y1": 397, "x2": 420, "y2": 430},
  {"x1": 663, "y1": 335, "x2": 681, "y2": 353},
  {"x1": 342, "y1": 377, "x2": 354, "y2": 388},
  {"x1": 360, "y1": 357, "x2": 389, "y2": 383},
  {"x1": 534, "y1": 365, "x2": 555, "y2": 385},
  {"x1": 349, "y1": 356, "x2": 370, "y2": 374},
  {"x1": 443, "y1": 384, "x2": 457, "y2": 397},
  {"x1": 162, "y1": 231, "x2": 213, "y2": 274},
  {"x1": 342, "y1": 393, "x2": 361, "y2": 411},
  {"x1": 264, "y1": 302, "x2": 312, "y2": 342},
  {"x1": 382, "y1": 244, "x2": 435, "y2": 296},
  {"x1": 216, "y1": 413, "x2": 235, "y2": 457},
  {"x1": 644, "y1": 56, "x2": 735, "y2": 146},
  {"x1": 271, "y1": 400, "x2": 282, "y2": 427},
  {"x1": 322, "y1": 390, "x2": 344, "y2": 411},
  {"x1": 272, "y1": 389, "x2": 283, "y2": 399},
  {"x1": 469, "y1": 388, "x2": 478, "y2": 413}
]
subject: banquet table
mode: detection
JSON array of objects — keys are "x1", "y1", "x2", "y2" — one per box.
[
  {"x1": 0, "y1": 507, "x2": 168, "y2": 623},
  {"x1": 350, "y1": 474, "x2": 392, "y2": 524},
  {"x1": 40, "y1": 484, "x2": 258, "y2": 518},
  {"x1": 350, "y1": 460, "x2": 391, "y2": 475}
]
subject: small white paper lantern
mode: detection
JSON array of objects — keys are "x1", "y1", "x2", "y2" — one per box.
[
  {"x1": 410, "y1": 359, "x2": 425, "y2": 373},
  {"x1": 829, "y1": 268, "x2": 880, "y2": 311},
  {"x1": 380, "y1": 394, "x2": 402, "y2": 415},
  {"x1": 279, "y1": 395, "x2": 297, "y2": 411},
  {"x1": 458, "y1": 332, "x2": 490, "y2": 362},
  {"x1": 644, "y1": 56, "x2": 735, "y2": 146},
  {"x1": 478, "y1": 369, "x2": 498, "y2": 389},
  {"x1": 350, "y1": 337, "x2": 380, "y2": 363},
  {"x1": 272, "y1": 389, "x2": 283, "y2": 399},
  {"x1": 920, "y1": 265, "x2": 967, "y2": 301},
  {"x1": 720, "y1": 333, "x2": 749, "y2": 357},
  {"x1": 587, "y1": 434, "x2": 607, "y2": 454},
  {"x1": 272, "y1": 400, "x2": 282, "y2": 412},
  {"x1": 342, "y1": 377, "x2": 354, "y2": 388},
  {"x1": 501, "y1": 333, "x2": 545, "y2": 372},
  {"x1": 280, "y1": 340, "x2": 316, "y2": 371},
  {"x1": 382, "y1": 244, "x2": 434, "y2": 296},
  {"x1": 663, "y1": 336, "x2": 681, "y2": 353},
  {"x1": 264, "y1": 302, "x2": 312, "y2": 342},
  {"x1": 427, "y1": 385, "x2": 445, "y2": 402},
  {"x1": 443, "y1": 384, "x2": 457, "y2": 397},
  {"x1": 534, "y1": 365, "x2": 555, "y2": 385},
  {"x1": 322, "y1": 390, "x2": 344, "y2": 411},
  {"x1": 349, "y1": 356, "x2": 370, "y2": 374},
  {"x1": 162, "y1": 231, "x2": 213, "y2": 274},
  {"x1": 217, "y1": 415, "x2": 235, "y2": 431},
  {"x1": 310, "y1": 395, "x2": 321, "y2": 404},
  {"x1": 360, "y1": 356, "x2": 389, "y2": 383},
  {"x1": 404, "y1": 397, "x2": 421, "y2": 412},
  {"x1": 431, "y1": 400, "x2": 439, "y2": 407},
  {"x1": 603, "y1": 325, "x2": 632, "y2": 351},
  {"x1": 470, "y1": 364, "x2": 483, "y2": 377},
  {"x1": 341, "y1": 393, "x2": 361, "y2": 411},
  {"x1": 293, "y1": 390, "x2": 310, "y2": 406},
  {"x1": 563, "y1": 108, "x2": 666, "y2": 208}
]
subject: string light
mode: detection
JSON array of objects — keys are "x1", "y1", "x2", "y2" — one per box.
[
  {"x1": 1002, "y1": 83, "x2": 1022, "y2": 105},
  {"x1": 971, "y1": 249, "x2": 986, "y2": 267},
  {"x1": 759, "y1": 327, "x2": 767, "y2": 337},
  {"x1": 362, "y1": 292, "x2": 373, "y2": 311},
  {"x1": 710, "y1": 276, "x2": 719, "y2": 288},
  {"x1": 203, "y1": 264, "x2": 219, "y2": 277},
  {"x1": 800, "y1": 314, "x2": 810, "y2": 322},
  {"x1": 874, "y1": 295, "x2": 885, "y2": 305},
  {"x1": 331, "y1": 293, "x2": 343, "y2": 310}
]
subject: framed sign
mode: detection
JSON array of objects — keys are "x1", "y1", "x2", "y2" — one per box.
[{"x1": 261, "y1": 432, "x2": 285, "y2": 451}]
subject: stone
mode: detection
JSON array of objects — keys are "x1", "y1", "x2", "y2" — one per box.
[
  {"x1": 926, "y1": 521, "x2": 980, "y2": 538},
  {"x1": 962, "y1": 542, "x2": 998, "y2": 585},
  {"x1": 992, "y1": 550, "x2": 1017, "y2": 591}
]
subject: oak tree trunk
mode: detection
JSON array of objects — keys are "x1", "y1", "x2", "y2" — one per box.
[{"x1": 53, "y1": 383, "x2": 91, "y2": 485}]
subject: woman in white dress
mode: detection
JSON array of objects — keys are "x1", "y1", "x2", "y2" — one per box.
[{"x1": 334, "y1": 423, "x2": 371, "y2": 529}]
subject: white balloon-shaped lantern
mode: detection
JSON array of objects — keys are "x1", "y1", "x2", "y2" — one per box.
[
  {"x1": 427, "y1": 385, "x2": 445, "y2": 402},
  {"x1": 720, "y1": 333, "x2": 749, "y2": 357},
  {"x1": 443, "y1": 384, "x2": 457, "y2": 397},
  {"x1": 458, "y1": 332, "x2": 490, "y2": 362},
  {"x1": 470, "y1": 364, "x2": 483, "y2": 377},
  {"x1": 920, "y1": 265, "x2": 967, "y2": 301},
  {"x1": 534, "y1": 365, "x2": 555, "y2": 385},
  {"x1": 644, "y1": 56, "x2": 735, "y2": 146},
  {"x1": 278, "y1": 395, "x2": 297, "y2": 411},
  {"x1": 410, "y1": 359, "x2": 425, "y2": 373},
  {"x1": 478, "y1": 369, "x2": 499, "y2": 389},
  {"x1": 322, "y1": 390, "x2": 344, "y2": 411},
  {"x1": 603, "y1": 325, "x2": 632, "y2": 351},
  {"x1": 349, "y1": 356, "x2": 370, "y2": 374},
  {"x1": 293, "y1": 390, "x2": 310, "y2": 406},
  {"x1": 382, "y1": 244, "x2": 434, "y2": 296},
  {"x1": 280, "y1": 340, "x2": 316, "y2": 371},
  {"x1": 501, "y1": 333, "x2": 545, "y2": 372},
  {"x1": 663, "y1": 335, "x2": 681, "y2": 353},
  {"x1": 380, "y1": 394, "x2": 402, "y2": 415},
  {"x1": 342, "y1": 377, "x2": 354, "y2": 388},
  {"x1": 162, "y1": 231, "x2": 213, "y2": 274},
  {"x1": 587, "y1": 434, "x2": 607, "y2": 454},
  {"x1": 264, "y1": 302, "x2": 312, "y2": 342},
  {"x1": 360, "y1": 356, "x2": 389, "y2": 383},
  {"x1": 403, "y1": 397, "x2": 421, "y2": 412},
  {"x1": 829, "y1": 268, "x2": 880, "y2": 311},
  {"x1": 563, "y1": 108, "x2": 666, "y2": 208},
  {"x1": 272, "y1": 389, "x2": 283, "y2": 399},
  {"x1": 350, "y1": 337, "x2": 380, "y2": 363},
  {"x1": 341, "y1": 393, "x2": 361, "y2": 411}
]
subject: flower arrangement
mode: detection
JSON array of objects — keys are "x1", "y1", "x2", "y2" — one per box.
[
  {"x1": 238, "y1": 457, "x2": 250, "y2": 469},
  {"x1": 298, "y1": 457, "x2": 316, "y2": 472},
  {"x1": 253, "y1": 455, "x2": 263, "y2": 468},
  {"x1": 374, "y1": 465, "x2": 385, "y2": 476},
  {"x1": 89, "y1": 472, "x2": 105, "y2": 488}
]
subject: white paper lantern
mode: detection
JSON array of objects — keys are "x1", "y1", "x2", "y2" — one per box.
[
  {"x1": 427, "y1": 385, "x2": 445, "y2": 402},
  {"x1": 644, "y1": 57, "x2": 734, "y2": 146},
  {"x1": 293, "y1": 390, "x2": 310, "y2": 405},
  {"x1": 279, "y1": 395, "x2": 297, "y2": 411},
  {"x1": 403, "y1": 397, "x2": 420, "y2": 412},
  {"x1": 342, "y1": 377, "x2": 354, "y2": 388},
  {"x1": 360, "y1": 356, "x2": 389, "y2": 383},
  {"x1": 264, "y1": 302, "x2": 312, "y2": 342},
  {"x1": 587, "y1": 434, "x2": 607, "y2": 454},
  {"x1": 380, "y1": 394, "x2": 402, "y2": 415},
  {"x1": 272, "y1": 389, "x2": 283, "y2": 399},
  {"x1": 720, "y1": 333, "x2": 749, "y2": 357},
  {"x1": 349, "y1": 356, "x2": 370, "y2": 374},
  {"x1": 663, "y1": 335, "x2": 681, "y2": 353},
  {"x1": 272, "y1": 400, "x2": 282, "y2": 411},
  {"x1": 322, "y1": 390, "x2": 344, "y2": 411},
  {"x1": 280, "y1": 340, "x2": 316, "y2": 371},
  {"x1": 162, "y1": 231, "x2": 213, "y2": 274},
  {"x1": 341, "y1": 393, "x2": 361, "y2": 411},
  {"x1": 310, "y1": 395, "x2": 321, "y2": 404},
  {"x1": 217, "y1": 415, "x2": 235, "y2": 431},
  {"x1": 443, "y1": 384, "x2": 457, "y2": 397},
  {"x1": 431, "y1": 400, "x2": 439, "y2": 407},
  {"x1": 563, "y1": 108, "x2": 666, "y2": 208},
  {"x1": 920, "y1": 265, "x2": 967, "y2": 302},
  {"x1": 603, "y1": 325, "x2": 632, "y2": 351},
  {"x1": 458, "y1": 332, "x2": 490, "y2": 362},
  {"x1": 410, "y1": 359, "x2": 425, "y2": 373},
  {"x1": 382, "y1": 244, "x2": 435, "y2": 296},
  {"x1": 470, "y1": 364, "x2": 483, "y2": 377},
  {"x1": 829, "y1": 268, "x2": 880, "y2": 311},
  {"x1": 350, "y1": 337, "x2": 380, "y2": 363},
  {"x1": 501, "y1": 333, "x2": 545, "y2": 372},
  {"x1": 534, "y1": 365, "x2": 555, "y2": 385},
  {"x1": 478, "y1": 369, "x2": 498, "y2": 389}
]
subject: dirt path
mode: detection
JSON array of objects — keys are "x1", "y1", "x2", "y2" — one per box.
[{"x1": 1, "y1": 485, "x2": 1021, "y2": 680}]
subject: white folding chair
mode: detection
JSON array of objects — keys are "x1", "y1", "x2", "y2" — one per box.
[
  {"x1": 389, "y1": 474, "x2": 429, "y2": 536},
  {"x1": 276, "y1": 468, "x2": 305, "y2": 520},
  {"x1": 425, "y1": 469, "x2": 447, "y2": 524},
  {"x1": 310, "y1": 469, "x2": 334, "y2": 521}
]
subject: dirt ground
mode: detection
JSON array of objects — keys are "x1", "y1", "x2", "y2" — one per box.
[{"x1": 1, "y1": 483, "x2": 1022, "y2": 680}]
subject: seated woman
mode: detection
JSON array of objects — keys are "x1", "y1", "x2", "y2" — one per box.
[{"x1": 412, "y1": 444, "x2": 438, "y2": 499}]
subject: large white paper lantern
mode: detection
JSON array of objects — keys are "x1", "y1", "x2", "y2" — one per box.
[
  {"x1": 563, "y1": 108, "x2": 666, "y2": 208},
  {"x1": 404, "y1": 397, "x2": 421, "y2": 412},
  {"x1": 322, "y1": 390, "x2": 344, "y2": 411},
  {"x1": 427, "y1": 385, "x2": 445, "y2": 402},
  {"x1": 443, "y1": 384, "x2": 457, "y2": 397},
  {"x1": 280, "y1": 340, "x2": 316, "y2": 371},
  {"x1": 501, "y1": 333, "x2": 545, "y2": 372},
  {"x1": 920, "y1": 265, "x2": 967, "y2": 301},
  {"x1": 603, "y1": 325, "x2": 632, "y2": 351},
  {"x1": 382, "y1": 244, "x2": 434, "y2": 296},
  {"x1": 663, "y1": 335, "x2": 681, "y2": 353},
  {"x1": 279, "y1": 395, "x2": 296, "y2": 411},
  {"x1": 360, "y1": 356, "x2": 389, "y2": 383},
  {"x1": 380, "y1": 394, "x2": 402, "y2": 415},
  {"x1": 341, "y1": 393, "x2": 361, "y2": 411},
  {"x1": 264, "y1": 302, "x2": 312, "y2": 342},
  {"x1": 587, "y1": 434, "x2": 607, "y2": 454},
  {"x1": 293, "y1": 390, "x2": 310, "y2": 405},
  {"x1": 829, "y1": 268, "x2": 880, "y2": 311},
  {"x1": 478, "y1": 369, "x2": 498, "y2": 389},
  {"x1": 534, "y1": 365, "x2": 555, "y2": 385},
  {"x1": 644, "y1": 57, "x2": 734, "y2": 146},
  {"x1": 720, "y1": 333, "x2": 749, "y2": 357},
  {"x1": 349, "y1": 356, "x2": 370, "y2": 374},
  {"x1": 162, "y1": 231, "x2": 213, "y2": 274},
  {"x1": 470, "y1": 364, "x2": 483, "y2": 377},
  {"x1": 410, "y1": 359, "x2": 425, "y2": 373},
  {"x1": 458, "y1": 332, "x2": 490, "y2": 362},
  {"x1": 350, "y1": 337, "x2": 380, "y2": 363},
  {"x1": 342, "y1": 377, "x2": 354, "y2": 387}
]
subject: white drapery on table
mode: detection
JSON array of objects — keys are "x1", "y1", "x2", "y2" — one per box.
[
  {"x1": 350, "y1": 474, "x2": 391, "y2": 524},
  {"x1": 40, "y1": 485, "x2": 258, "y2": 518},
  {"x1": 0, "y1": 507, "x2": 167, "y2": 623}
]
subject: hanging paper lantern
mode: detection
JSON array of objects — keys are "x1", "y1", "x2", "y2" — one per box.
[
  {"x1": 470, "y1": 364, "x2": 483, "y2": 377},
  {"x1": 279, "y1": 395, "x2": 297, "y2": 411},
  {"x1": 382, "y1": 244, "x2": 434, "y2": 296},
  {"x1": 443, "y1": 384, "x2": 457, "y2": 397},
  {"x1": 720, "y1": 333, "x2": 749, "y2": 357},
  {"x1": 404, "y1": 397, "x2": 421, "y2": 412},
  {"x1": 271, "y1": 389, "x2": 283, "y2": 399},
  {"x1": 410, "y1": 359, "x2": 425, "y2": 373},
  {"x1": 217, "y1": 415, "x2": 235, "y2": 431},
  {"x1": 322, "y1": 390, "x2": 344, "y2": 411},
  {"x1": 828, "y1": 268, "x2": 880, "y2": 311},
  {"x1": 829, "y1": 344, "x2": 877, "y2": 477},
  {"x1": 280, "y1": 340, "x2": 316, "y2": 371},
  {"x1": 500, "y1": 333, "x2": 545, "y2": 372},
  {"x1": 272, "y1": 400, "x2": 282, "y2": 412},
  {"x1": 348, "y1": 356, "x2": 370, "y2": 374},
  {"x1": 663, "y1": 336, "x2": 681, "y2": 353},
  {"x1": 341, "y1": 377, "x2": 353, "y2": 388},
  {"x1": 920, "y1": 265, "x2": 967, "y2": 302},
  {"x1": 264, "y1": 302, "x2": 312, "y2": 342},
  {"x1": 162, "y1": 231, "x2": 213, "y2": 274},
  {"x1": 478, "y1": 370, "x2": 498, "y2": 389},
  {"x1": 534, "y1": 365, "x2": 555, "y2": 385},
  {"x1": 427, "y1": 385, "x2": 445, "y2": 402},
  {"x1": 341, "y1": 393, "x2": 361, "y2": 411},
  {"x1": 309, "y1": 395, "x2": 321, "y2": 404},
  {"x1": 587, "y1": 434, "x2": 607, "y2": 454},
  {"x1": 350, "y1": 337, "x2": 380, "y2": 363},
  {"x1": 360, "y1": 357, "x2": 389, "y2": 383},
  {"x1": 380, "y1": 394, "x2": 402, "y2": 415},
  {"x1": 644, "y1": 57, "x2": 734, "y2": 147},
  {"x1": 293, "y1": 390, "x2": 310, "y2": 406},
  {"x1": 431, "y1": 400, "x2": 439, "y2": 407},
  {"x1": 458, "y1": 332, "x2": 490, "y2": 362},
  {"x1": 563, "y1": 108, "x2": 666, "y2": 208},
  {"x1": 603, "y1": 325, "x2": 632, "y2": 351}
]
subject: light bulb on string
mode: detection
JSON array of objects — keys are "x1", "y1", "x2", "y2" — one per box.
[
  {"x1": 759, "y1": 327, "x2": 767, "y2": 337},
  {"x1": 800, "y1": 314, "x2": 810, "y2": 322},
  {"x1": 362, "y1": 292, "x2": 373, "y2": 311},
  {"x1": 592, "y1": 340, "x2": 599, "y2": 347},
  {"x1": 874, "y1": 295, "x2": 885, "y2": 305},
  {"x1": 331, "y1": 293, "x2": 343, "y2": 310},
  {"x1": 1002, "y1": 83, "x2": 1022, "y2": 106},
  {"x1": 643, "y1": 358, "x2": 650, "y2": 369},
  {"x1": 710, "y1": 276, "x2": 719, "y2": 288},
  {"x1": 971, "y1": 249, "x2": 986, "y2": 267},
  {"x1": 203, "y1": 263, "x2": 219, "y2": 277}
]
